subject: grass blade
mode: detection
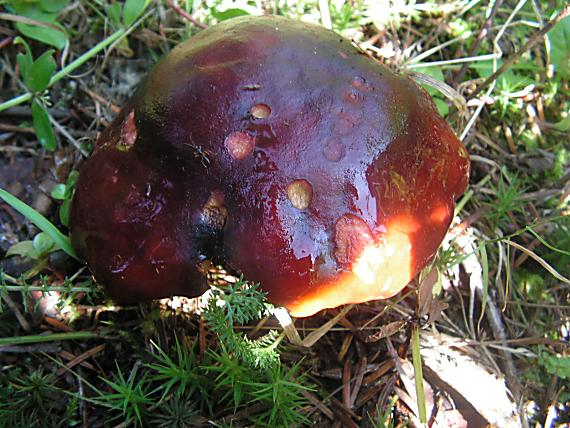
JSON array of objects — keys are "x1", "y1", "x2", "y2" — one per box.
[
  {"x1": 477, "y1": 243, "x2": 489, "y2": 332},
  {"x1": 411, "y1": 324, "x2": 427, "y2": 423},
  {"x1": 0, "y1": 188, "x2": 79, "y2": 260},
  {"x1": 0, "y1": 331, "x2": 98, "y2": 347},
  {"x1": 507, "y1": 239, "x2": 570, "y2": 284}
]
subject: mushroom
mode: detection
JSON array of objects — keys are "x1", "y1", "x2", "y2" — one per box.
[{"x1": 70, "y1": 16, "x2": 470, "y2": 317}]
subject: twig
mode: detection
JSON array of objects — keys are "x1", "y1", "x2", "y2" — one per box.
[
  {"x1": 272, "y1": 304, "x2": 353, "y2": 347},
  {"x1": 55, "y1": 344, "x2": 105, "y2": 377},
  {"x1": 49, "y1": 113, "x2": 89, "y2": 157},
  {"x1": 506, "y1": 239, "x2": 570, "y2": 284},
  {"x1": 301, "y1": 390, "x2": 335, "y2": 420},
  {"x1": 479, "y1": 287, "x2": 523, "y2": 401},
  {"x1": 0, "y1": 36, "x2": 13, "y2": 50},
  {"x1": 406, "y1": 33, "x2": 472, "y2": 65},
  {"x1": 405, "y1": 53, "x2": 499, "y2": 69},
  {"x1": 342, "y1": 359, "x2": 352, "y2": 408},
  {"x1": 475, "y1": 4, "x2": 570, "y2": 94},
  {"x1": 165, "y1": 0, "x2": 207, "y2": 29},
  {"x1": 453, "y1": 0, "x2": 505, "y2": 84},
  {"x1": 0, "y1": 293, "x2": 31, "y2": 332},
  {"x1": 0, "y1": 13, "x2": 64, "y2": 32},
  {"x1": 349, "y1": 357, "x2": 367, "y2": 408},
  {"x1": 0, "y1": 344, "x2": 60, "y2": 353}
]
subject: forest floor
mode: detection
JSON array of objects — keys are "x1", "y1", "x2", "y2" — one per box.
[{"x1": 0, "y1": 1, "x2": 569, "y2": 427}]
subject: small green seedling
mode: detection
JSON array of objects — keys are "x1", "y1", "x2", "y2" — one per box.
[
  {"x1": 14, "y1": 37, "x2": 58, "y2": 151},
  {"x1": 0, "y1": 188, "x2": 78, "y2": 260},
  {"x1": 51, "y1": 171, "x2": 79, "y2": 227},
  {"x1": 6, "y1": 232, "x2": 56, "y2": 261}
]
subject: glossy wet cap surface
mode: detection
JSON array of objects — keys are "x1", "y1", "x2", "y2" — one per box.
[{"x1": 70, "y1": 16, "x2": 470, "y2": 316}]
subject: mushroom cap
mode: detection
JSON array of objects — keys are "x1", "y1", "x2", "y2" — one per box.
[{"x1": 70, "y1": 16, "x2": 470, "y2": 317}]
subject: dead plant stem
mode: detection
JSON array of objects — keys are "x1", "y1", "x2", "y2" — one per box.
[
  {"x1": 476, "y1": 4, "x2": 570, "y2": 94},
  {"x1": 165, "y1": 0, "x2": 208, "y2": 29},
  {"x1": 453, "y1": 0, "x2": 505, "y2": 84}
]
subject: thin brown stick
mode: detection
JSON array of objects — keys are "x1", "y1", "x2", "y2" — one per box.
[
  {"x1": 476, "y1": 4, "x2": 570, "y2": 94},
  {"x1": 301, "y1": 390, "x2": 335, "y2": 420},
  {"x1": 165, "y1": 0, "x2": 208, "y2": 29},
  {"x1": 0, "y1": 13, "x2": 63, "y2": 32},
  {"x1": 453, "y1": 0, "x2": 505, "y2": 85},
  {"x1": 0, "y1": 123, "x2": 34, "y2": 133},
  {"x1": 0, "y1": 36, "x2": 13, "y2": 50},
  {"x1": 1, "y1": 294, "x2": 31, "y2": 332},
  {"x1": 56, "y1": 344, "x2": 105, "y2": 377},
  {"x1": 349, "y1": 357, "x2": 367, "y2": 408},
  {"x1": 342, "y1": 359, "x2": 352, "y2": 408}
]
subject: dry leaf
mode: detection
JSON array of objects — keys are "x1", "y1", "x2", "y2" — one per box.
[{"x1": 365, "y1": 320, "x2": 406, "y2": 342}]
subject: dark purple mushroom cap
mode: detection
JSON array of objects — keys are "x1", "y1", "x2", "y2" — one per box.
[{"x1": 70, "y1": 16, "x2": 470, "y2": 317}]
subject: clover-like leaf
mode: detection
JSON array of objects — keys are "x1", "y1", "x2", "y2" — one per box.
[
  {"x1": 15, "y1": 21, "x2": 67, "y2": 50},
  {"x1": 123, "y1": 0, "x2": 151, "y2": 27},
  {"x1": 32, "y1": 232, "x2": 55, "y2": 255},
  {"x1": 27, "y1": 50, "x2": 56, "y2": 93},
  {"x1": 6, "y1": 241, "x2": 34, "y2": 258}
]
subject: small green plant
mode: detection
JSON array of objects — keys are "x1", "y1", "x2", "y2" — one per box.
[
  {"x1": 205, "y1": 343, "x2": 258, "y2": 409},
  {"x1": 540, "y1": 352, "x2": 570, "y2": 379},
  {"x1": 486, "y1": 167, "x2": 527, "y2": 231},
  {"x1": 202, "y1": 282, "x2": 313, "y2": 426},
  {"x1": 0, "y1": 272, "x2": 96, "y2": 315},
  {"x1": 146, "y1": 337, "x2": 209, "y2": 405},
  {"x1": 6, "y1": 1, "x2": 71, "y2": 151},
  {"x1": 5, "y1": 0, "x2": 69, "y2": 49},
  {"x1": 3, "y1": 177, "x2": 78, "y2": 273},
  {"x1": 0, "y1": 188, "x2": 77, "y2": 259},
  {"x1": 93, "y1": 362, "x2": 153, "y2": 427},
  {"x1": 203, "y1": 279, "x2": 281, "y2": 368},
  {"x1": 368, "y1": 395, "x2": 397, "y2": 428},
  {"x1": 245, "y1": 360, "x2": 313, "y2": 427},
  {"x1": 14, "y1": 37, "x2": 58, "y2": 151},
  {"x1": 539, "y1": 347, "x2": 570, "y2": 380},
  {"x1": 0, "y1": 0, "x2": 152, "y2": 153},
  {"x1": 330, "y1": 0, "x2": 365, "y2": 33},
  {"x1": 470, "y1": 59, "x2": 536, "y2": 119},
  {"x1": 0, "y1": 366, "x2": 64, "y2": 427},
  {"x1": 6, "y1": 232, "x2": 56, "y2": 261},
  {"x1": 51, "y1": 170, "x2": 79, "y2": 227},
  {"x1": 147, "y1": 398, "x2": 200, "y2": 428},
  {"x1": 71, "y1": 281, "x2": 315, "y2": 426}
]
